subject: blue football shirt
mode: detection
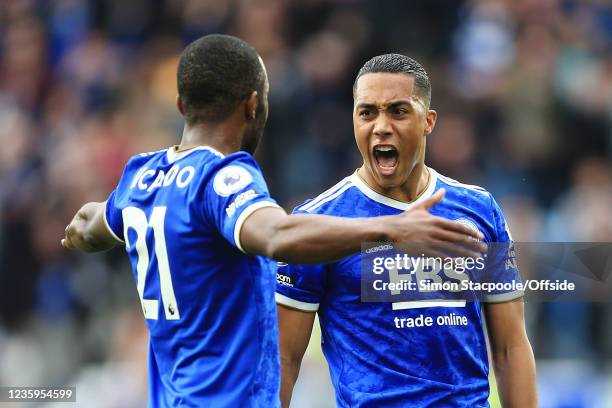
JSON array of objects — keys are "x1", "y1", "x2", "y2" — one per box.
[
  {"x1": 105, "y1": 146, "x2": 281, "y2": 407},
  {"x1": 275, "y1": 168, "x2": 522, "y2": 408}
]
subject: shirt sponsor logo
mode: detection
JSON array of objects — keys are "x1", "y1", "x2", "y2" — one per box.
[
  {"x1": 213, "y1": 165, "x2": 253, "y2": 197},
  {"x1": 276, "y1": 273, "x2": 293, "y2": 287}
]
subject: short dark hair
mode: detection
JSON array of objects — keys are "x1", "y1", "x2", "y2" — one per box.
[
  {"x1": 353, "y1": 54, "x2": 431, "y2": 106},
  {"x1": 177, "y1": 34, "x2": 266, "y2": 123}
]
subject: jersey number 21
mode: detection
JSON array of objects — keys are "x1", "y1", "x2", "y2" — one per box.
[{"x1": 122, "y1": 206, "x2": 181, "y2": 320}]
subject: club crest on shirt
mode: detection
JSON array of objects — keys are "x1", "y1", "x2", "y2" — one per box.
[
  {"x1": 455, "y1": 218, "x2": 480, "y2": 236},
  {"x1": 213, "y1": 165, "x2": 253, "y2": 196}
]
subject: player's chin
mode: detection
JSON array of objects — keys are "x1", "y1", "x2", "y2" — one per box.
[
  {"x1": 371, "y1": 158, "x2": 401, "y2": 183},
  {"x1": 369, "y1": 168, "x2": 404, "y2": 191}
]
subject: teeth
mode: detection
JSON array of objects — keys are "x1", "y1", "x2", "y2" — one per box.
[{"x1": 375, "y1": 146, "x2": 395, "y2": 152}]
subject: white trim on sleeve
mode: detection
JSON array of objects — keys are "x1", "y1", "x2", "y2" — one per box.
[
  {"x1": 103, "y1": 203, "x2": 125, "y2": 243},
  {"x1": 481, "y1": 290, "x2": 524, "y2": 303},
  {"x1": 233, "y1": 201, "x2": 281, "y2": 253},
  {"x1": 275, "y1": 292, "x2": 319, "y2": 312}
]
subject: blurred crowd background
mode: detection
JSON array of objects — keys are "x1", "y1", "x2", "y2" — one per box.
[{"x1": 0, "y1": 0, "x2": 611, "y2": 407}]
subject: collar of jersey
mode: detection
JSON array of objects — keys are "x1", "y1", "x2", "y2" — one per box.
[
  {"x1": 166, "y1": 145, "x2": 225, "y2": 163},
  {"x1": 349, "y1": 167, "x2": 439, "y2": 210}
]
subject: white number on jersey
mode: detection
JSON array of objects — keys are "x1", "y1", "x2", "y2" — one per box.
[{"x1": 122, "y1": 206, "x2": 180, "y2": 320}]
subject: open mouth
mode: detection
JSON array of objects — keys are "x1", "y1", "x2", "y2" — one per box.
[{"x1": 373, "y1": 145, "x2": 399, "y2": 174}]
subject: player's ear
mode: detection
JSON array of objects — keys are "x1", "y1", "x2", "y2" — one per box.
[
  {"x1": 425, "y1": 109, "x2": 437, "y2": 136},
  {"x1": 245, "y1": 91, "x2": 258, "y2": 121},
  {"x1": 176, "y1": 94, "x2": 185, "y2": 116}
]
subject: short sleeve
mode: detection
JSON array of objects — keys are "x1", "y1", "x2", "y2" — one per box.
[
  {"x1": 480, "y1": 196, "x2": 523, "y2": 303},
  {"x1": 203, "y1": 153, "x2": 279, "y2": 252},
  {"x1": 104, "y1": 189, "x2": 125, "y2": 243},
  {"x1": 274, "y1": 203, "x2": 328, "y2": 312},
  {"x1": 103, "y1": 154, "x2": 141, "y2": 244},
  {"x1": 275, "y1": 262, "x2": 326, "y2": 312}
]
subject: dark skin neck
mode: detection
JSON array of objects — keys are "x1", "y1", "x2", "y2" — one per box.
[{"x1": 177, "y1": 107, "x2": 246, "y2": 156}]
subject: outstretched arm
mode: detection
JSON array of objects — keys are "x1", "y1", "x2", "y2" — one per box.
[
  {"x1": 240, "y1": 189, "x2": 486, "y2": 264},
  {"x1": 485, "y1": 299, "x2": 537, "y2": 407},
  {"x1": 62, "y1": 202, "x2": 121, "y2": 252}
]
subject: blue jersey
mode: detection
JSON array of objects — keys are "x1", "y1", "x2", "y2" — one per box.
[
  {"x1": 275, "y1": 168, "x2": 522, "y2": 408},
  {"x1": 104, "y1": 146, "x2": 281, "y2": 407}
]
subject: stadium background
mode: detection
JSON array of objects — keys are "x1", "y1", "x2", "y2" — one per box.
[{"x1": 0, "y1": 0, "x2": 611, "y2": 406}]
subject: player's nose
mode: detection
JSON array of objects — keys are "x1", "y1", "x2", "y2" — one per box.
[{"x1": 372, "y1": 113, "x2": 392, "y2": 137}]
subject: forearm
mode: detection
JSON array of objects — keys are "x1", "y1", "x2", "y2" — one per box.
[
  {"x1": 266, "y1": 214, "x2": 389, "y2": 264},
  {"x1": 493, "y1": 341, "x2": 537, "y2": 407},
  {"x1": 280, "y1": 357, "x2": 301, "y2": 408},
  {"x1": 241, "y1": 193, "x2": 486, "y2": 262},
  {"x1": 277, "y1": 305, "x2": 315, "y2": 407}
]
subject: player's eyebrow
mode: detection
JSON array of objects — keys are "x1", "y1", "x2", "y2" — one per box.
[
  {"x1": 386, "y1": 100, "x2": 415, "y2": 110},
  {"x1": 355, "y1": 99, "x2": 418, "y2": 110},
  {"x1": 354, "y1": 102, "x2": 378, "y2": 110}
]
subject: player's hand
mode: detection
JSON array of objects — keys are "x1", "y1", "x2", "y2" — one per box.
[
  {"x1": 387, "y1": 189, "x2": 487, "y2": 259},
  {"x1": 61, "y1": 208, "x2": 92, "y2": 251},
  {"x1": 61, "y1": 234, "x2": 75, "y2": 249},
  {"x1": 61, "y1": 214, "x2": 82, "y2": 250},
  {"x1": 61, "y1": 202, "x2": 118, "y2": 252}
]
